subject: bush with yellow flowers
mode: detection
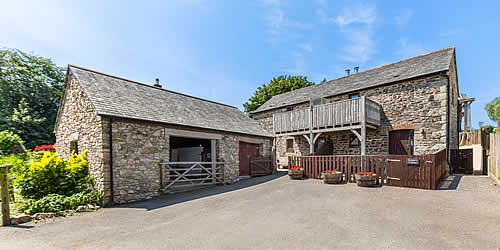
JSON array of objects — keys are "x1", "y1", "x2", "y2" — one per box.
[{"x1": 10, "y1": 150, "x2": 94, "y2": 199}]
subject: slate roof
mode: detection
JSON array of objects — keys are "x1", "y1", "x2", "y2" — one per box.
[
  {"x1": 67, "y1": 65, "x2": 271, "y2": 137},
  {"x1": 254, "y1": 47, "x2": 455, "y2": 113}
]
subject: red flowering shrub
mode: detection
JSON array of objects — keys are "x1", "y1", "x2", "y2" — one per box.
[
  {"x1": 33, "y1": 144, "x2": 56, "y2": 152},
  {"x1": 357, "y1": 171, "x2": 375, "y2": 176},
  {"x1": 289, "y1": 167, "x2": 301, "y2": 171}
]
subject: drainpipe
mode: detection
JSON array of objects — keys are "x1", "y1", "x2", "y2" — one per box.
[
  {"x1": 441, "y1": 72, "x2": 451, "y2": 173},
  {"x1": 108, "y1": 118, "x2": 114, "y2": 205}
]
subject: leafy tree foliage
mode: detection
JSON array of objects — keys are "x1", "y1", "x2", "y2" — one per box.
[
  {"x1": 0, "y1": 49, "x2": 64, "y2": 149},
  {"x1": 0, "y1": 130, "x2": 26, "y2": 155},
  {"x1": 485, "y1": 97, "x2": 500, "y2": 127},
  {"x1": 243, "y1": 75, "x2": 315, "y2": 114}
]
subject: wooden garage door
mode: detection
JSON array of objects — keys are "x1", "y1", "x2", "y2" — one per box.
[{"x1": 239, "y1": 142, "x2": 259, "y2": 176}]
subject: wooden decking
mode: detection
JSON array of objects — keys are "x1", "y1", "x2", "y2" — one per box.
[{"x1": 272, "y1": 97, "x2": 381, "y2": 136}]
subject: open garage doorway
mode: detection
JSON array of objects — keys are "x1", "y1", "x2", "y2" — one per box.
[
  {"x1": 169, "y1": 136, "x2": 212, "y2": 163},
  {"x1": 162, "y1": 136, "x2": 223, "y2": 191}
]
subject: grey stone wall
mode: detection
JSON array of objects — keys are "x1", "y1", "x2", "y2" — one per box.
[
  {"x1": 55, "y1": 76, "x2": 108, "y2": 198},
  {"x1": 217, "y1": 135, "x2": 239, "y2": 183},
  {"x1": 111, "y1": 121, "x2": 169, "y2": 203},
  {"x1": 448, "y1": 53, "x2": 459, "y2": 150},
  {"x1": 255, "y1": 74, "x2": 452, "y2": 157}
]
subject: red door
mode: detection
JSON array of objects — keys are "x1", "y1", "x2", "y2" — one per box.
[{"x1": 239, "y1": 142, "x2": 259, "y2": 176}]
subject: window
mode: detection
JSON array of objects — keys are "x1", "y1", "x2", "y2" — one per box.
[
  {"x1": 349, "y1": 93, "x2": 360, "y2": 99},
  {"x1": 349, "y1": 134, "x2": 360, "y2": 148},
  {"x1": 286, "y1": 139, "x2": 294, "y2": 152},
  {"x1": 70, "y1": 140, "x2": 79, "y2": 154}
]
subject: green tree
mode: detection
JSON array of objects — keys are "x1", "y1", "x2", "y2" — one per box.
[
  {"x1": 485, "y1": 97, "x2": 500, "y2": 127},
  {"x1": 0, "y1": 48, "x2": 64, "y2": 149},
  {"x1": 243, "y1": 75, "x2": 315, "y2": 114}
]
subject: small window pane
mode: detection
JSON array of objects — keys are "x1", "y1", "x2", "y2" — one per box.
[
  {"x1": 286, "y1": 139, "x2": 294, "y2": 152},
  {"x1": 349, "y1": 134, "x2": 360, "y2": 148},
  {"x1": 349, "y1": 93, "x2": 360, "y2": 99},
  {"x1": 70, "y1": 141, "x2": 79, "y2": 154}
]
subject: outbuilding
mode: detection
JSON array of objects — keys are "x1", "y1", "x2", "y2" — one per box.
[{"x1": 55, "y1": 65, "x2": 272, "y2": 204}]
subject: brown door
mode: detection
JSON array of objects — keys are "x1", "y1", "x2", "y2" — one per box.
[
  {"x1": 455, "y1": 149, "x2": 473, "y2": 174},
  {"x1": 239, "y1": 142, "x2": 259, "y2": 176},
  {"x1": 389, "y1": 130, "x2": 414, "y2": 155}
]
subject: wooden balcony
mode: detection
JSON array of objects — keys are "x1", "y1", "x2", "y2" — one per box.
[{"x1": 272, "y1": 96, "x2": 381, "y2": 136}]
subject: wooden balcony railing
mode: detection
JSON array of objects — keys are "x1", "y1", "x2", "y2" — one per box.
[{"x1": 272, "y1": 96, "x2": 381, "y2": 135}]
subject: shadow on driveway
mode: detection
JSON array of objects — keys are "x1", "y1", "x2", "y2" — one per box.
[
  {"x1": 438, "y1": 174, "x2": 463, "y2": 190},
  {"x1": 115, "y1": 171, "x2": 287, "y2": 211}
]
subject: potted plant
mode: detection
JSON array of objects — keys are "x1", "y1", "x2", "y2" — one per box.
[
  {"x1": 288, "y1": 167, "x2": 303, "y2": 180},
  {"x1": 322, "y1": 169, "x2": 343, "y2": 184},
  {"x1": 355, "y1": 171, "x2": 378, "y2": 187}
]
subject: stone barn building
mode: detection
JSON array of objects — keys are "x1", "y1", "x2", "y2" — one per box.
[
  {"x1": 55, "y1": 65, "x2": 272, "y2": 204},
  {"x1": 252, "y1": 47, "x2": 460, "y2": 168}
]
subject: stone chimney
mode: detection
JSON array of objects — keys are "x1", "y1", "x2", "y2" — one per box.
[{"x1": 154, "y1": 78, "x2": 162, "y2": 88}]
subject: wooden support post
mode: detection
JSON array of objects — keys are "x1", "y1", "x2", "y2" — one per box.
[
  {"x1": 0, "y1": 165, "x2": 10, "y2": 226},
  {"x1": 309, "y1": 105, "x2": 314, "y2": 154},
  {"x1": 360, "y1": 96, "x2": 367, "y2": 171},
  {"x1": 360, "y1": 96, "x2": 367, "y2": 156},
  {"x1": 211, "y1": 139, "x2": 216, "y2": 183}
]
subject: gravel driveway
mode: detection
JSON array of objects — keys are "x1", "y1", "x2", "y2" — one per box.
[{"x1": 1, "y1": 172, "x2": 499, "y2": 249}]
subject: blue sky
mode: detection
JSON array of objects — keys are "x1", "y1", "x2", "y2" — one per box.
[{"x1": 1, "y1": 0, "x2": 499, "y2": 127}]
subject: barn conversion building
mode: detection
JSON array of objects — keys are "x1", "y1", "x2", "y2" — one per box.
[
  {"x1": 252, "y1": 47, "x2": 460, "y2": 169},
  {"x1": 55, "y1": 65, "x2": 272, "y2": 204}
]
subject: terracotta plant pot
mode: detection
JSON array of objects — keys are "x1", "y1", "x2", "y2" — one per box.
[
  {"x1": 323, "y1": 172, "x2": 343, "y2": 184},
  {"x1": 288, "y1": 169, "x2": 304, "y2": 180},
  {"x1": 355, "y1": 174, "x2": 378, "y2": 187}
]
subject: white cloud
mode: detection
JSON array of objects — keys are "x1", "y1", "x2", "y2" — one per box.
[
  {"x1": 259, "y1": 0, "x2": 311, "y2": 43},
  {"x1": 395, "y1": 38, "x2": 428, "y2": 58},
  {"x1": 393, "y1": 9, "x2": 413, "y2": 26},
  {"x1": 323, "y1": 3, "x2": 377, "y2": 63},
  {"x1": 334, "y1": 4, "x2": 377, "y2": 26}
]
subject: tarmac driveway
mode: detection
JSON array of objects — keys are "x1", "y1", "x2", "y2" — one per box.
[{"x1": 1, "y1": 172, "x2": 499, "y2": 249}]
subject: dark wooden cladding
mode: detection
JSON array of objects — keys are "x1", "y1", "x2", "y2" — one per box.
[
  {"x1": 249, "y1": 156, "x2": 273, "y2": 176},
  {"x1": 289, "y1": 149, "x2": 447, "y2": 190}
]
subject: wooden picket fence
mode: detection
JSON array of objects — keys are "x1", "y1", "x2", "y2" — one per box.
[{"x1": 288, "y1": 149, "x2": 447, "y2": 190}]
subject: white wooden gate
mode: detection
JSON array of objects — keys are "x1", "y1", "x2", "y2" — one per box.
[{"x1": 160, "y1": 162, "x2": 225, "y2": 191}]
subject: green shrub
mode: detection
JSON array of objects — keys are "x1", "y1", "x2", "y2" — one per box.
[
  {"x1": 9, "y1": 151, "x2": 93, "y2": 199},
  {"x1": 21, "y1": 189, "x2": 103, "y2": 215},
  {"x1": 0, "y1": 131, "x2": 26, "y2": 155}
]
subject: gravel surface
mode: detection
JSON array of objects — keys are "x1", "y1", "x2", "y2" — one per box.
[{"x1": 1, "y1": 172, "x2": 499, "y2": 250}]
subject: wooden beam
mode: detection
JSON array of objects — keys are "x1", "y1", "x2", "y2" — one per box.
[
  {"x1": 211, "y1": 139, "x2": 216, "y2": 183},
  {"x1": 360, "y1": 96, "x2": 367, "y2": 156},
  {"x1": 0, "y1": 165, "x2": 10, "y2": 226},
  {"x1": 312, "y1": 133, "x2": 323, "y2": 144},
  {"x1": 309, "y1": 106, "x2": 314, "y2": 154},
  {"x1": 303, "y1": 134, "x2": 311, "y2": 144},
  {"x1": 350, "y1": 129, "x2": 361, "y2": 141},
  {"x1": 165, "y1": 128, "x2": 222, "y2": 140},
  {"x1": 239, "y1": 137, "x2": 267, "y2": 144}
]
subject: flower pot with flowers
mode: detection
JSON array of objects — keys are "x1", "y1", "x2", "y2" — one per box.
[
  {"x1": 355, "y1": 171, "x2": 378, "y2": 187},
  {"x1": 288, "y1": 167, "x2": 304, "y2": 180},
  {"x1": 322, "y1": 169, "x2": 343, "y2": 184}
]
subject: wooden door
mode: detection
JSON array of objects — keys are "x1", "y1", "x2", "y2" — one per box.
[
  {"x1": 455, "y1": 149, "x2": 473, "y2": 174},
  {"x1": 389, "y1": 130, "x2": 414, "y2": 155},
  {"x1": 239, "y1": 142, "x2": 259, "y2": 176}
]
